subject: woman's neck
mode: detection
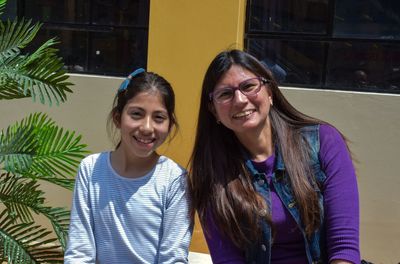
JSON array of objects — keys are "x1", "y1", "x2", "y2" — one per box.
[
  {"x1": 110, "y1": 148, "x2": 159, "y2": 178},
  {"x1": 235, "y1": 119, "x2": 274, "y2": 162}
]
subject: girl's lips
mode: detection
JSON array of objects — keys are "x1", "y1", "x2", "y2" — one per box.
[{"x1": 134, "y1": 136, "x2": 155, "y2": 145}]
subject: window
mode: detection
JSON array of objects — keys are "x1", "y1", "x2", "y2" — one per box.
[
  {"x1": 3, "y1": 0, "x2": 149, "y2": 76},
  {"x1": 246, "y1": 0, "x2": 400, "y2": 94}
]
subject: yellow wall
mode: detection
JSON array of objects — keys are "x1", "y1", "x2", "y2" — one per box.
[{"x1": 147, "y1": 0, "x2": 246, "y2": 252}]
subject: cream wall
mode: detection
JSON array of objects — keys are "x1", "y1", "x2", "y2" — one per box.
[{"x1": 1, "y1": 0, "x2": 399, "y2": 262}]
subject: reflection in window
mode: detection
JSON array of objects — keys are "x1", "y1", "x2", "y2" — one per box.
[
  {"x1": 90, "y1": 29, "x2": 147, "y2": 74},
  {"x1": 6, "y1": 0, "x2": 150, "y2": 75},
  {"x1": 247, "y1": 39, "x2": 325, "y2": 86},
  {"x1": 327, "y1": 42, "x2": 400, "y2": 92},
  {"x1": 92, "y1": 0, "x2": 149, "y2": 26},
  {"x1": 334, "y1": 0, "x2": 400, "y2": 39},
  {"x1": 248, "y1": 0, "x2": 328, "y2": 33},
  {"x1": 25, "y1": 29, "x2": 88, "y2": 72},
  {"x1": 24, "y1": 0, "x2": 89, "y2": 24}
]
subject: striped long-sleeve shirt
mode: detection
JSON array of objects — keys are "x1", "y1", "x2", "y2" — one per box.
[{"x1": 64, "y1": 152, "x2": 193, "y2": 264}]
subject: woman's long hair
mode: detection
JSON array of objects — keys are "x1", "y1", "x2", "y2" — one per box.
[{"x1": 189, "y1": 49, "x2": 325, "y2": 248}]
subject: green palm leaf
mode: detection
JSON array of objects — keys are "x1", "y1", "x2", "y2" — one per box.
[
  {"x1": 0, "y1": 113, "x2": 88, "y2": 188},
  {"x1": 0, "y1": 209, "x2": 63, "y2": 263},
  {"x1": 0, "y1": 113, "x2": 53, "y2": 174},
  {"x1": 0, "y1": 0, "x2": 6, "y2": 15},
  {"x1": 0, "y1": 18, "x2": 73, "y2": 105},
  {"x1": 0, "y1": 173, "x2": 70, "y2": 250},
  {"x1": 0, "y1": 19, "x2": 41, "y2": 60}
]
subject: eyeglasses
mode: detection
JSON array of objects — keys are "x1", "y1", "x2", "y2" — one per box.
[{"x1": 209, "y1": 77, "x2": 269, "y2": 104}]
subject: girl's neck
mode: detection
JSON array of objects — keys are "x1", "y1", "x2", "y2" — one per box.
[
  {"x1": 235, "y1": 118, "x2": 274, "y2": 162},
  {"x1": 110, "y1": 148, "x2": 160, "y2": 179}
]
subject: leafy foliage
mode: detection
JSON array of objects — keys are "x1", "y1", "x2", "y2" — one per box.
[{"x1": 0, "y1": 0, "x2": 89, "y2": 262}]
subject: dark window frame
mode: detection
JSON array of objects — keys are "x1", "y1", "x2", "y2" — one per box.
[
  {"x1": 8, "y1": 0, "x2": 149, "y2": 77},
  {"x1": 245, "y1": 0, "x2": 400, "y2": 94}
]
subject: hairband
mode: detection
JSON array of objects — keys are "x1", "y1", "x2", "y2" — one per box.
[{"x1": 118, "y1": 68, "x2": 146, "y2": 92}]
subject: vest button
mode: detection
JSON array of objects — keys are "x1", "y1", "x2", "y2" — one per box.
[
  {"x1": 261, "y1": 244, "x2": 267, "y2": 251},
  {"x1": 258, "y1": 179, "x2": 265, "y2": 186}
]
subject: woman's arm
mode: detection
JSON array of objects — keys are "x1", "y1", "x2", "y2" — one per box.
[
  {"x1": 158, "y1": 174, "x2": 193, "y2": 264},
  {"x1": 203, "y1": 210, "x2": 246, "y2": 264},
  {"x1": 319, "y1": 124, "x2": 360, "y2": 264}
]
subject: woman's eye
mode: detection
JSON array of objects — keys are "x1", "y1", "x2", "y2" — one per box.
[
  {"x1": 241, "y1": 82, "x2": 257, "y2": 92},
  {"x1": 216, "y1": 90, "x2": 233, "y2": 99}
]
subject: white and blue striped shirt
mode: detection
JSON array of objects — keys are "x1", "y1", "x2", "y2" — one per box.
[{"x1": 64, "y1": 152, "x2": 193, "y2": 264}]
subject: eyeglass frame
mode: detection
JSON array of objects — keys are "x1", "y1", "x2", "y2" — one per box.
[{"x1": 209, "y1": 77, "x2": 270, "y2": 104}]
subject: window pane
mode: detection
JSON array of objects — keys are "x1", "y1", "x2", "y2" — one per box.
[
  {"x1": 327, "y1": 42, "x2": 400, "y2": 93},
  {"x1": 247, "y1": 38, "x2": 325, "y2": 86},
  {"x1": 90, "y1": 29, "x2": 148, "y2": 75},
  {"x1": 92, "y1": 0, "x2": 149, "y2": 26},
  {"x1": 26, "y1": 28, "x2": 88, "y2": 73},
  {"x1": 248, "y1": 0, "x2": 328, "y2": 34},
  {"x1": 334, "y1": 0, "x2": 400, "y2": 39},
  {"x1": 1, "y1": 0, "x2": 17, "y2": 20},
  {"x1": 24, "y1": 0, "x2": 89, "y2": 24}
]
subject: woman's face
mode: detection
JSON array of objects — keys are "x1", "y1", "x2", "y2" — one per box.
[{"x1": 210, "y1": 65, "x2": 272, "y2": 137}]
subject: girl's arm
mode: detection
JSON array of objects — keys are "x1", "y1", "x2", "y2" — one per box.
[
  {"x1": 319, "y1": 124, "x2": 360, "y2": 264},
  {"x1": 64, "y1": 164, "x2": 96, "y2": 263},
  {"x1": 158, "y1": 174, "x2": 193, "y2": 264}
]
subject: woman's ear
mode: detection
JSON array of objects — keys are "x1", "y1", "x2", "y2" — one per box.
[{"x1": 208, "y1": 103, "x2": 221, "y2": 124}]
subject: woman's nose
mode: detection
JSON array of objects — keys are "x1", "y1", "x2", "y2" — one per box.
[{"x1": 233, "y1": 89, "x2": 248, "y2": 103}]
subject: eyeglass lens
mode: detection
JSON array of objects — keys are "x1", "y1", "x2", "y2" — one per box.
[{"x1": 213, "y1": 78, "x2": 262, "y2": 103}]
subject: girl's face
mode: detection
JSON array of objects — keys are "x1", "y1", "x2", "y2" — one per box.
[
  {"x1": 115, "y1": 90, "x2": 170, "y2": 158},
  {"x1": 211, "y1": 65, "x2": 272, "y2": 137}
]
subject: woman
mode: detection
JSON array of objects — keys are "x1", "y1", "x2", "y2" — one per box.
[{"x1": 189, "y1": 50, "x2": 359, "y2": 264}]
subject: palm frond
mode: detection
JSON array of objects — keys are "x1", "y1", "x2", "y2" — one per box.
[
  {"x1": 0, "y1": 49, "x2": 73, "y2": 106},
  {"x1": 0, "y1": 18, "x2": 41, "y2": 61},
  {"x1": 0, "y1": 76, "x2": 31, "y2": 99},
  {"x1": 0, "y1": 113, "x2": 53, "y2": 174},
  {"x1": 0, "y1": 173, "x2": 44, "y2": 223},
  {"x1": 0, "y1": 113, "x2": 88, "y2": 182},
  {"x1": 0, "y1": 18, "x2": 73, "y2": 105},
  {"x1": 0, "y1": 0, "x2": 6, "y2": 15},
  {"x1": 0, "y1": 209, "x2": 64, "y2": 263},
  {"x1": 0, "y1": 173, "x2": 70, "y2": 250},
  {"x1": 31, "y1": 125, "x2": 88, "y2": 178}
]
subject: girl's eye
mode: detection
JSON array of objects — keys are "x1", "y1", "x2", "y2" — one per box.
[
  {"x1": 154, "y1": 115, "x2": 167, "y2": 123},
  {"x1": 130, "y1": 111, "x2": 142, "y2": 118}
]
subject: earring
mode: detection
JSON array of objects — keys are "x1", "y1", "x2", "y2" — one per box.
[
  {"x1": 216, "y1": 119, "x2": 221, "y2": 124},
  {"x1": 269, "y1": 96, "x2": 273, "y2": 106}
]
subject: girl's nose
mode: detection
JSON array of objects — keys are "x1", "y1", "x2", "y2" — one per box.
[{"x1": 140, "y1": 116, "x2": 154, "y2": 133}]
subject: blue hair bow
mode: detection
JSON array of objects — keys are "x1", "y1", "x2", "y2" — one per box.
[{"x1": 118, "y1": 68, "x2": 146, "y2": 92}]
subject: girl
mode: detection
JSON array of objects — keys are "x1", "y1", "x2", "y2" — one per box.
[
  {"x1": 64, "y1": 69, "x2": 193, "y2": 263},
  {"x1": 189, "y1": 50, "x2": 360, "y2": 264}
]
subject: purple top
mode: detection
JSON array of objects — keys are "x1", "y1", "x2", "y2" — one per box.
[{"x1": 204, "y1": 125, "x2": 360, "y2": 264}]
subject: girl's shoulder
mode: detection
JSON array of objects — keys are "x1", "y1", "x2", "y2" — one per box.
[
  {"x1": 80, "y1": 151, "x2": 109, "y2": 167},
  {"x1": 77, "y1": 152, "x2": 111, "y2": 177},
  {"x1": 155, "y1": 156, "x2": 187, "y2": 183}
]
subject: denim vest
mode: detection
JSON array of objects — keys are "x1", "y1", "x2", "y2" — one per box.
[{"x1": 244, "y1": 125, "x2": 327, "y2": 264}]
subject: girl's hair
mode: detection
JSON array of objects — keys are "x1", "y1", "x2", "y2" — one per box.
[
  {"x1": 189, "y1": 49, "x2": 326, "y2": 248},
  {"x1": 107, "y1": 71, "x2": 179, "y2": 146}
]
